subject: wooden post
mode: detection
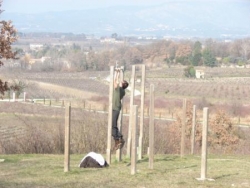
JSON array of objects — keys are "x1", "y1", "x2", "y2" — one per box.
[
  {"x1": 131, "y1": 105, "x2": 138, "y2": 175},
  {"x1": 149, "y1": 84, "x2": 154, "y2": 169},
  {"x1": 23, "y1": 92, "x2": 26, "y2": 102},
  {"x1": 64, "y1": 103, "x2": 71, "y2": 172},
  {"x1": 106, "y1": 66, "x2": 114, "y2": 165},
  {"x1": 196, "y1": 107, "x2": 214, "y2": 181},
  {"x1": 127, "y1": 65, "x2": 136, "y2": 158},
  {"x1": 138, "y1": 64, "x2": 145, "y2": 160},
  {"x1": 116, "y1": 66, "x2": 124, "y2": 161},
  {"x1": 181, "y1": 98, "x2": 187, "y2": 157},
  {"x1": 191, "y1": 105, "x2": 196, "y2": 155},
  {"x1": 201, "y1": 107, "x2": 208, "y2": 179},
  {"x1": 12, "y1": 92, "x2": 16, "y2": 102},
  {"x1": 8, "y1": 90, "x2": 10, "y2": 101}
]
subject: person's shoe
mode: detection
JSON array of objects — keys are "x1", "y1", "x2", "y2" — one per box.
[
  {"x1": 114, "y1": 139, "x2": 121, "y2": 150},
  {"x1": 118, "y1": 137, "x2": 125, "y2": 150}
]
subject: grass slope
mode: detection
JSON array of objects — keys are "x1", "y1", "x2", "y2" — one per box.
[{"x1": 0, "y1": 154, "x2": 249, "y2": 188}]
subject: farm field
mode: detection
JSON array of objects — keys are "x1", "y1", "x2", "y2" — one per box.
[
  {"x1": 1, "y1": 68, "x2": 250, "y2": 188},
  {"x1": 2, "y1": 68, "x2": 250, "y2": 122},
  {"x1": 1, "y1": 68, "x2": 250, "y2": 102},
  {"x1": 0, "y1": 154, "x2": 249, "y2": 188},
  {"x1": 1, "y1": 68, "x2": 250, "y2": 132}
]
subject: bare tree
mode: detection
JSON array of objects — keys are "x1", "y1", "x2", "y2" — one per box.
[
  {"x1": 240, "y1": 38, "x2": 250, "y2": 61},
  {"x1": 0, "y1": 1, "x2": 18, "y2": 96}
]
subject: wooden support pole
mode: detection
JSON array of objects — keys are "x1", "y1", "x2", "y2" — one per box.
[
  {"x1": 127, "y1": 65, "x2": 136, "y2": 158},
  {"x1": 138, "y1": 64, "x2": 145, "y2": 160},
  {"x1": 131, "y1": 105, "x2": 138, "y2": 175},
  {"x1": 149, "y1": 84, "x2": 154, "y2": 169},
  {"x1": 12, "y1": 92, "x2": 16, "y2": 102},
  {"x1": 64, "y1": 103, "x2": 71, "y2": 172},
  {"x1": 23, "y1": 92, "x2": 26, "y2": 102},
  {"x1": 106, "y1": 66, "x2": 114, "y2": 165},
  {"x1": 191, "y1": 105, "x2": 197, "y2": 155},
  {"x1": 181, "y1": 98, "x2": 187, "y2": 157},
  {"x1": 116, "y1": 66, "x2": 124, "y2": 161},
  {"x1": 196, "y1": 107, "x2": 214, "y2": 181},
  {"x1": 201, "y1": 107, "x2": 208, "y2": 179}
]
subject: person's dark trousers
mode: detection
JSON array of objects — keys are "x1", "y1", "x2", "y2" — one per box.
[{"x1": 112, "y1": 110, "x2": 123, "y2": 140}]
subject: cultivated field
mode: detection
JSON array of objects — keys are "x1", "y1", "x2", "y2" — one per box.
[{"x1": 0, "y1": 67, "x2": 250, "y2": 187}]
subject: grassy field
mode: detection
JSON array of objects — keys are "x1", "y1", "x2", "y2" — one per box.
[{"x1": 0, "y1": 154, "x2": 249, "y2": 188}]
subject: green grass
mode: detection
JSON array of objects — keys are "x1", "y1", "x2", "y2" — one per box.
[{"x1": 0, "y1": 154, "x2": 249, "y2": 188}]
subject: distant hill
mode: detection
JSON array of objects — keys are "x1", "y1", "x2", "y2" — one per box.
[{"x1": 2, "y1": 1, "x2": 250, "y2": 39}]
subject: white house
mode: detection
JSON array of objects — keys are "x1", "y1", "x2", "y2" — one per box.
[
  {"x1": 29, "y1": 44, "x2": 43, "y2": 51},
  {"x1": 195, "y1": 69, "x2": 205, "y2": 79}
]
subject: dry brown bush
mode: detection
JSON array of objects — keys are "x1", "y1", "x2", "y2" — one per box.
[
  {"x1": 0, "y1": 101, "x2": 249, "y2": 155},
  {"x1": 208, "y1": 111, "x2": 240, "y2": 154}
]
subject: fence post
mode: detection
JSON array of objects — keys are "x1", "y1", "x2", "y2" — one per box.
[
  {"x1": 181, "y1": 98, "x2": 187, "y2": 157},
  {"x1": 64, "y1": 103, "x2": 71, "y2": 172},
  {"x1": 149, "y1": 84, "x2": 154, "y2": 169},
  {"x1": 191, "y1": 105, "x2": 196, "y2": 155},
  {"x1": 131, "y1": 105, "x2": 138, "y2": 175},
  {"x1": 106, "y1": 66, "x2": 114, "y2": 165},
  {"x1": 201, "y1": 107, "x2": 208, "y2": 179},
  {"x1": 12, "y1": 92, "x2": 16, "y2": 102},
  {"x1": 23, "y1": 92, "x2": 26, "y2": 102},
  {"x1": 138, "y1": 64, "x2": 145, "y2": 160},
  {"x1": 127, "y1": 65, "x2": 136, "y2": 158},
  {"x1": 196, "y1": 107, "x2": 214, "y2": 181},
  {"x1": 116, "y1": 66, "x2": 125, "y2": 161}
]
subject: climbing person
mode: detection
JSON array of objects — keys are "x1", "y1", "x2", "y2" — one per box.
[{"x1": 112, "y1": 68, "x2": 129, "y2": 150}]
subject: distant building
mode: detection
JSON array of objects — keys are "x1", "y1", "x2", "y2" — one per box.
[
  {"x1": 29, "y1": 44, "x2": 43, "y2": 51},
  {"x1": 100, "y1": 38, "x2": 116, "y2": 43},
  {"x1": 195, "y1": 69, "x2": 205, "y2": 79},
  {"x1": 100, "y1": 38, "x2": 125, "y2": 44}
]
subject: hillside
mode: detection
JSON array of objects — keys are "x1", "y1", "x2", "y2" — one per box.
[{"x1": 2, "y1": 0, "x2": 250, "y2": 38}]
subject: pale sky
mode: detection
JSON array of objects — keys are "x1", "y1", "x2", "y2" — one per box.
[
  {"x1": 2, "y1": 0, "x2": 238, "y2": 13},
  {"x1": 2, "y1": 0, "x2": 169, "y2": 13}
]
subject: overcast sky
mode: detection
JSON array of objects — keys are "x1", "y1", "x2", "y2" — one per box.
[
  {"x1": 3, "y1": 0, "x2": 240, "y2": 13},
  {"x1": 2, "y1": 0, "x2": 171, "y2": 13}
]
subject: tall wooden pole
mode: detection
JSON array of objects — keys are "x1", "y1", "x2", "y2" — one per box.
[
  {"x1": 181, "y1": 98, "x2": 187, "y2": 157},
  {"x1": 131, "y1": 105, "x2": 138, "y2": 175},
  {"x1": 196, "y1": 107, "x2": 214, "y2": 181},
  {"x1": 127, "y1": 65, "x2": 136, "y2": 158},
  {"x1": 12, "y1": 92, "x2": 16, "y2": 102},
  {"x1": 23, "y1": 92, "x2": 26, "y2": 102},
  {"x1": 116, "y1": 66, "x2": 124, "y2": 161},
  {"x1": 64, "y1": 103, "x2": 71, "y2": 172},
  {"x1": 201, "y1": 107, "x2": 209, "y2": 180},
  {"x1": 138, "y1": 65, "x2": 145, "y2": 160},
  {"x1": 106, "y1": 66, "x2": 114, "y2": 165},
  {"x1": 191, "y1": 105, "x2": 197, "y2": 155},
  {"x1": 149, "y1": 84, "x2": 154, "y2": 169}
]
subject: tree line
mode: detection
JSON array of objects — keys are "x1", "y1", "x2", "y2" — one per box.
[{"x1": 10, "y1": 37, "x2": 249, "y2": 73}]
